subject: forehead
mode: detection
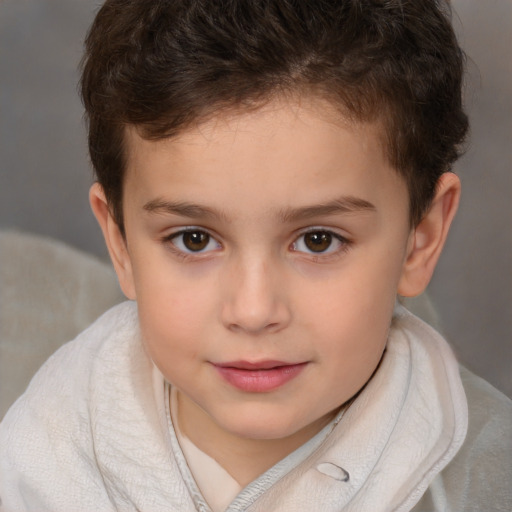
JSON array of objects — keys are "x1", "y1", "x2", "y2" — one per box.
[
  {"x1": 122, "y1": 96, "x2": 407, "y2": 221},
  {"x1": 126, "y1": 94, "x2": 389, "y2": 162}
]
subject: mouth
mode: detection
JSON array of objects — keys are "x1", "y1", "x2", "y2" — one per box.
[{"x1": 212, "y1": 360, "x2": 308, "y2": 392}]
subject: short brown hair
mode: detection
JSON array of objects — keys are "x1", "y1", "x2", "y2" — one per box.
[{"x1": 80, "y1": 0, "x2": 468, "y2": 232}]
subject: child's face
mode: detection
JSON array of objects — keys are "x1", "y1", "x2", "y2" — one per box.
[{"x1": 119, "y1": 96, "x2": 413, "y2": 442}]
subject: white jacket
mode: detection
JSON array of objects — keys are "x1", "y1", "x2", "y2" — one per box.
[{"x1": 1, "y1": 302, "x2": 510, "y2": 511}]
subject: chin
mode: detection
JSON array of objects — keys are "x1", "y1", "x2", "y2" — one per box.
[{"x1": 224, "y1": 410, "x2": 316, "y2": 442}]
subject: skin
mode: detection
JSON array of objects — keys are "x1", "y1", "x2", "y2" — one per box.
[{"x1": 91, "y1": 96, "x2": 460, "y2": 487}]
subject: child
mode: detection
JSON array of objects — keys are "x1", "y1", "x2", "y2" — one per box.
[{"x1": 1, "y1": 0, "x2": 511, "y2": 510}]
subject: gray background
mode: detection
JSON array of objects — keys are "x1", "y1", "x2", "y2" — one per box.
[{"x1": 1, "y1": 0, "x2": 511, "y2": 397}]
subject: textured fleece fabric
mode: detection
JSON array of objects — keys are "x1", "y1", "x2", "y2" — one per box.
[{"x1": 0, "y1": 302, "x2": 510, "y2": 511}]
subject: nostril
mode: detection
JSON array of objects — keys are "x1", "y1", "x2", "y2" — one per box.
[{"x1": 316, "y1": 462, "x2": 350, "y2": 482}]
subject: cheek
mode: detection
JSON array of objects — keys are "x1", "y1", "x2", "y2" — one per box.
[
  {"x1": 138, "y1": 301, "x2": 203, "y2": 384},
  {"x1": 310, "y1": 295, "x2": 391, "y2": 401},
  {"x1": 305, "y1": 255, "x2": 399, "y2": 325},
  {"x1": 134, "y1": 268, "x2": 216, "y2": 374},
  {"x1": 302, "y1": 252, "x2": 401, "y2": 373}
]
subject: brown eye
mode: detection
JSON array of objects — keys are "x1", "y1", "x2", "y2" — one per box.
[
  {"x1": 169, "y1": 229, "x2": 219, "y2": 254},
  {"x1": 292, "y1": 229, "x2": 348, "y2": 256},
  {"x1": 182, "y1": 231, "x2": 210, "y2": 251},
  {"x1": 304, "y1": 231, "x2": 333, "y2": 252}
]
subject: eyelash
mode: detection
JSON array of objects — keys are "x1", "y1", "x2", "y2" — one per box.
[
  {"x1": 290, "y1": 228, "x2": 352, "y2": 260},
  {"x1": 161, "y1": 227, "x2": 352, "y2": 261},
  {"x1": 162, "y1": 228, "x2": 222, "y2": 260}
]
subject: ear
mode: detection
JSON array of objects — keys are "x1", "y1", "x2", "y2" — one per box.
[
  {"x1": 89, "y1": 183, "x2": 136, "y2": 300},
  {"x1": 398, "y1": 172, "x2": 461, "y2": 297}
]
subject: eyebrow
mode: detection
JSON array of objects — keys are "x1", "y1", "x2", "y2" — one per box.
[
  {"x1": 143, "y1": 199, "x2": 224, "y2": 220},
  {"x1": 142, "y1": 196, "x2": 376, "y2": 222},
  {"x1": 278, "y1": 196, "x2": 376, "y2": 222}
]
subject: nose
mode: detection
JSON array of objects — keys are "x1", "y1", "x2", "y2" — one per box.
[{"x1": 220, "y1": 255, "x2": 291, "y2": 335}]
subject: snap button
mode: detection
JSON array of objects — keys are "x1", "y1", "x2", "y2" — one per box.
[{"x1": 316, "y1": 462, "x2": 350, "y2": 482}]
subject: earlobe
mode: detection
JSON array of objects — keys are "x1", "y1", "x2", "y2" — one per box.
[
  {"x1": 398, "y1": 172, "x2": 461, "y2": 297},
  {"x1": 89, "y1": 183, "x2": 137, "y2": 300}
]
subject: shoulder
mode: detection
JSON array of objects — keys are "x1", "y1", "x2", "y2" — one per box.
[
  {"x1": 457, "y1": 366, "x2": 512, "y2": 474},
  {"x1": 460, "y1": 365, "x2": 512, "y2": 426},
  {"x1": 0, "y1": 301, "x2": 142, "y2": 510},
  {"x1": 2, "y1": 300, "x2": 140, "y2": 418},
  {"x1": 456, "y1": 367, "x2": 512, "y2": 483},
  {"x1": 415, "y1": 367, "x2": 512, "y2": 512}
]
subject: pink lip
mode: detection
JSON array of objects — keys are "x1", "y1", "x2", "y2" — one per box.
[{"x1": 213, "y1": 360, "x2": 308, "y2": 392}]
